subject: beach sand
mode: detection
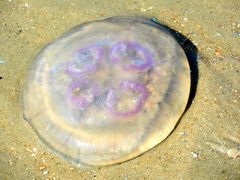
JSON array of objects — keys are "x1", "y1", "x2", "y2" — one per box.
[{"x1": 0, "y1": 0, "x2": 239, "y2": 179}]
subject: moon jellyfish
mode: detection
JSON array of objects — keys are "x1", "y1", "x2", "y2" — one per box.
[{"x1": 22, "y1": 16, "x2": 190, "y2": 166}]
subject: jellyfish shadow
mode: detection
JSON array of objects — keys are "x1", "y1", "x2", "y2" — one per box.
[{"x1": 150, "y1": 18, "x2": 199, "y2": 110}]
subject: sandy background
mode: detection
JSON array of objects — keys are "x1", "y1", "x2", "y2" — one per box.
[{"x1": 0, "y1": 0, "x2": 239, "y2": 179}]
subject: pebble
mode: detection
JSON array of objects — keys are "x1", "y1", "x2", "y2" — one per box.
[
  {"x1": 42, "y1": 169, "x2": 49, "y2": 175},
  {"x1": 191, "y1": 151, "x2": 198, "y2": 158},
  {"x1": 39, "y1": 165, "x2": 49, "y2": 175},
  {"x1": 39, "y1": 165, "x2": 46, "y2": 171},
  {"x1": 214, "y1": 32, "x2": 221, "y2": 37},
  {"x1": 42, "y1": 158, "x2": 46, "y2": 163},
  {"x1": 140, "y1": 6, "x2": 153, "y2": 12},
  {"x1": 233, "y1": 32, "x2": 240, "y2": 36},
  {"x1": 140, "y1": 8, "x2": 147, "y2": 12},
  {"x1": 31, "y1": 153, "x2": 36, "y2": 157},
  {"x1": 16, "y1": 156, "x2": 21, "y2": 160},
  {"x1": 32, "y1": 147, "x2": 38, "y2": 152},
  {"x1": 179, "y1": 131, "x2": 186, "y2": 135},
  {"x1": 26, "y1": 148, "x2": 32, "y2": 152},
  {"x1": 227, "y1": 146, "x2": 240, "y2": 158},
  {"x1": 215, "y1": 48, "x2": 221, "y2": 56}
]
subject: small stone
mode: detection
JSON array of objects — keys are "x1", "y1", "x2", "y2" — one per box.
[
  {"x1": 26, "y1": 148, "x2": 32, "y2": 152},
  {"x1": 140, "y1": 6, "x2": 153, "y2": 12},
  {"x1": 39, "y1": 165, "x2": 46, "y2": 171},
  {"x1": 16, "y1": 29, "x2": 22, "y2": 35},
  {"x1": 191, "y1": 151, "x2": 198, "y2": 158},
  {"x1": 179, "y1": 131, "x2": 185, "y2": 135},
  {"x1": 147, "y1": 6, "x2": 153, "y2": 11},
  {"x1": 214, "y1": 32, "x2": 221, "y2": 36},
  {"x1": 227, "y1": 146, "x2": 240, "y2": 158},
  {"x1": 42, "y1": 169, "x2": 49, "y2": 175},
  {"x1": 32, "y1": 147, "x2": 38, "y2": 152},
  {"x1": 215, "y1": 48, "x2": 221, "y2": 56},
  {"x1": 233, "y1": 32, "x2": 240, "y2": 36},
  {"x1": 140, "y1": 8, "x2": 147, "y2": 12}
]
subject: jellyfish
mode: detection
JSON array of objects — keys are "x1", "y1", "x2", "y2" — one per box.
[{"x1": 22, "y1": 16, "x2": 190, "y2": 166}]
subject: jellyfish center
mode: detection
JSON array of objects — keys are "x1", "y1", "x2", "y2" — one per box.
[{"x1": 114, "y1": 87, "x2": 140, "y2": 112}]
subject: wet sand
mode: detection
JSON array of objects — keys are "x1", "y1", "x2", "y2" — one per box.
[{"x1": 0, "y1": 0, "x2": 239, "y2": 179}]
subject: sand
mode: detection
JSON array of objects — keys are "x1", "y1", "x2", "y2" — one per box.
[{"x1": 0, "y1": 0, "x2": 239, "y2": 179}]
